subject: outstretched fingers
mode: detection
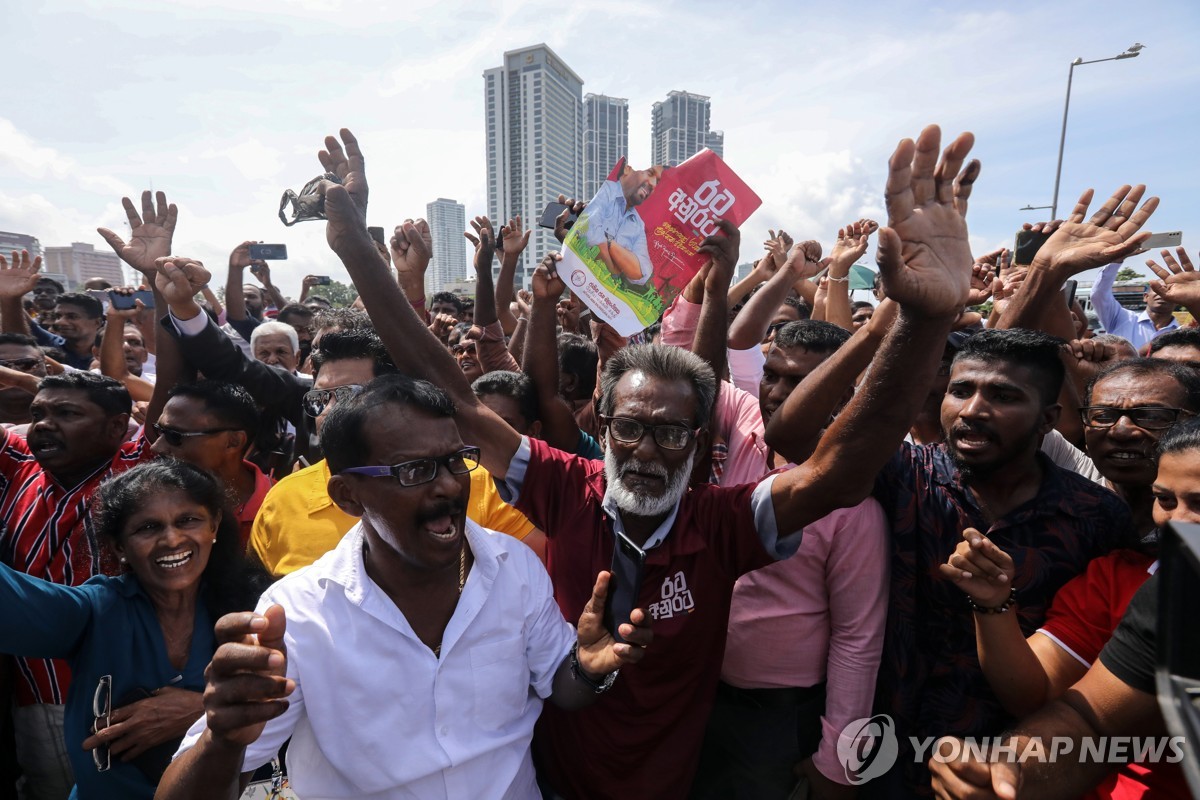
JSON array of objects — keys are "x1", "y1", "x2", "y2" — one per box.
[
  {"x1": 1115, "y1": 195, "x2": 1159, "y2": 239},
  {"x1": 909, "y1": 125, "x2": 942, "y2": 208},
  {"x1": 1088, "y1": 184, "x2": 1131, "y2": 227},
  {"x1": 884, "y1": 138, "x2": 917, "y2": 224},
  {"x1": 934, "y1": 132, "x2": 975, "y2": 207},
  {"x1": 1067, "y1": 188, "x2": 1095, "y2": 224}
]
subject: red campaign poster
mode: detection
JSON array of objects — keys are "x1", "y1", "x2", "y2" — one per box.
[{"x1": 559, "y1": 150, "x2": 761, "y2": 336}]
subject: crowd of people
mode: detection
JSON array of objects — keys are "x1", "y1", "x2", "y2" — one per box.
[{"x1": 0, "y1": 122, "x2": 1195, "y2": 800}]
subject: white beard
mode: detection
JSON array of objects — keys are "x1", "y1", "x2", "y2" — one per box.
[{"x1": 604, "y1": 447, "x2": 694, "y2": 518}]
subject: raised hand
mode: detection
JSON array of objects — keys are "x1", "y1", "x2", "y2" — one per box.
[
  {"x1": 105, "y1": 289, "x2": 146, "y2": 323},
  {"x1": 937, "y1": 528, "x2": 1014, "y2": 609},
  {"x1": 464, "y1": 216, "x2": 497, "y2": 274},
  {"x1": 500, "y1": 216, "x2": 531, "y2": 258},
  {"x1": 782, "y1": 240, "x2": 824, "y2": 281},
  {"x1": 514, "y1": 289, "x2": 533, "y2": 319},
  {"x1": 876, "y1": 125, "x2": 976, "y2": 318},
  {"x1": 698, "y1": 218, "x2": 740, "y2": 292},
  {"x1": 153, "y1": 257, "x2": 211, "y2": 313},
  {"x1": 429, "y1": 312, "x2": 458, "y2": 343},
  {"x1": 558, "y1": 296, "x2": 582, "y2": 332},
  {"x1": 967, "y1": 251, "x2": 1004, "y2": 306},
  {"x1": 952, "y1": 158, "x2": 982, "y2": 218},
  {"x1": 1147, "y1": 248, "x2": 1200, "y2": 311},
  {"x1": 316, "y1": 129, "x2": 374, "y2": 259},
  {"x1": 204, "y1": 606, "x2": 293, "y2": 748},
  {"x1": 828, "y1": 219, "x2": 875, "y2": 278},
  {"x1": 0, "y1": 250, "x2": 43, "y2": 299},
  {"x1": 98, "y1": 191, "x2": 178, "y2": 278},
  {"x1": 391, "y1": 219, "x2": 432, "y2": 277},
  {"x1": 1063, "y1": 337, "x2": 1130, "y2": 385},
  {"x1": 575, "y1": 571, "x2": 652, "y2": 678},
  {"x1": 532, "y1": 254, "x2": 566, "y2": 303},
  {"x1": 554, "y1": 194, "x2": 586, "y2": 243},
  {"x1": 1032, "y1": 185, "x2": 1158, "y2": 276},
  {"x1": 763, "y1": 229, "x2": 792, "y2": 270}
]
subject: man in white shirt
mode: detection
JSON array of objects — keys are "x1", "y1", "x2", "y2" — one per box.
[
  {"x1": 156, "y1": 374, "x2": 651, "y2": 800},
  {"x1": 1090, "y1": 260, "x2": 1179, "y2": 350}
]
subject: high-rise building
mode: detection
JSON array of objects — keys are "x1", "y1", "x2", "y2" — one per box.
[
  {"x1": 0, "y1": 231, "x2": 42, "y2": 260},
  {"x1": 425, "y1": 198, "x2": 469, "y2": 292},
  {"x1": 584, "y1": 94, "x2": 629, "y2": 199},
  {"x1": 42, "y1": 242, "x2": 124, "y2": 289},
  {"x1": 484, "y1": 44, "x2": 584, "y2": 288},
  {"x1": 650, "y1": 90, "x2": 725, "y2": 167}
]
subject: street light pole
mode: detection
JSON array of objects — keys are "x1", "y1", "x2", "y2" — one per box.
[{"x1": 1049, "y1": 43, "x2": 1143, "y2": 220}]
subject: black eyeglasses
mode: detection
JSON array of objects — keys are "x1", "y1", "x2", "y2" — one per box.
[
  {"x1": 153, "y1": 424, "x2": 239, "y2": 447},
  {"x1": 92, "y1": 675, "x2": 111, "y2": 772},
  {"x1": 0, "y1": 357, "x2": 45, "y2": 372},
  {"x1": 1080, "y1": 406, "x2": 1192, "y2": 431},
  {"x1": 339, "y1": 446, "x2": 480, "y2": 487},
  {"x1": 600, "y1": 416, "x2": 700, "y2": 451},
  {"x1": 302, "y1": 384, "x2": 365, "y2": 418}
]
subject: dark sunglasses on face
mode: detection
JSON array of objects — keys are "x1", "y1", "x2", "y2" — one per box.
[
  {"x1": 302, "y1": 384, "x2": 365, "y2": 418},
  {"x1": 1080, "y1": 406, "x2": 1192, "y2": 431},
  {"x1": 338, "y1": 446, "x2": 481, "y2": 487},
  {"x1": 92, "y1": 675, "x2": 111, "y2": 772},
  {"x1": 451, "y1": 342, "x2": 478, "y2": 357},
  {"x1": 0, "y1": 357, "x2": 44, "y2": 372},
  {"x1": 600, "y1": 415, "x2": 699, "y2": 451},
  {"x1": 153, "y1": 424, "x2": 239, "y2": 447}
]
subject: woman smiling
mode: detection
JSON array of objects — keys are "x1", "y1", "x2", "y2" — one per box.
[{"x1": 0, "y1": 459, "x2": 266, "y2": 799}]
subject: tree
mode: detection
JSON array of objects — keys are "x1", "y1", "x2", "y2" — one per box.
[
  {"x1": 1114, "y1": 266, "x2": 1145, "y2": 283},
  {"x1": 312, "y1": 279, "x2": 358, "y2": 307}
]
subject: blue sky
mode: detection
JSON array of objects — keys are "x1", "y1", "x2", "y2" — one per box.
[{"x1": 1, "y1": 0, "x2": 1196, "y2": 292}]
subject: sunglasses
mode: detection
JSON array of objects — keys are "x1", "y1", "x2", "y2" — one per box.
[
  {"x1": 92, "y1": 675, "x2": 111, "y2": 772},
  {"x1": 153, "y1": 424, "x2": 239, "y2": 447},
  {"x1": 600, "y1": 415, "x2": 700, "y2": 451},
  {"x1": 1080, "y1": 406, "x2": 1192, "y2": 431},
  {"x1": 302, "y1": 384, "x2": 365, "y2": 418},
  {"x1": 0, "y1": 357, "x2": 45, "y2": 372},
  {"x1": 339, "y1": 446, "x2": 481, "y2": 487}
]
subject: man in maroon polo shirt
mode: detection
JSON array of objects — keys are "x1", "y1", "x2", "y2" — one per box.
[{"x1": 314, "y1": 124, "x2": 979, "y2": 799}]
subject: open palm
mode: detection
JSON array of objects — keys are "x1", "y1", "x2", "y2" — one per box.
[
  {"x1": 876, "y1": 127, "x2": 975, "y2": 317},
  {"x1": 318, "y1": 129, "x2": 373, "y2": 258},
  {"x1": 0, "y1": 251, "x2": 43, "y2": 299},
  {"x1": 1035, "y1": 185, "x2": 1158, "y2": 276},
  {"x1": 98, "y1": 191, "x2": 177, "y2": 277}
]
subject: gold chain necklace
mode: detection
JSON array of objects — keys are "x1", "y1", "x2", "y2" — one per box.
[{"x1": 432, "y1": 543, "x2": 467, "y2": 658}]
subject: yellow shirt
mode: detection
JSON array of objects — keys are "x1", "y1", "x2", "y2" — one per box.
[{"x1": 249, "y1": 459, "x2": 536, "y2": 577}]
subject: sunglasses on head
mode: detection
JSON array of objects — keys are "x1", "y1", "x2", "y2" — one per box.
[{"x1": 302, "y1": 384, "x2": 365, "y2": 418}]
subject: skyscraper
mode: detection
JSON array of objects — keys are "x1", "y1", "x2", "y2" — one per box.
[
  {"x1": 584, "y1": 93, "x2": 628, "y2": 199},
  {"x1": 425, "y1": 198, "x2": 468, "y2": 292},
  {"x1": 650, "y1": 90, "x2": 725, "y2": 168},
  {"x1": 484, "y1": 44, "x2": 584, "y2": 288},
  {"x1": 42, "y1": 242, "x2": 124, "y2": 289}
]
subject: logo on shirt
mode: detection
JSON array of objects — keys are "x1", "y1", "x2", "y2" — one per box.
[{"x1": 648, "y1": 571, "x2": 694, "y2": 620}]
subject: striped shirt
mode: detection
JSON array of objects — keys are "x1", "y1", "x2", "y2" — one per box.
[{"x1": 0, "y1": 428, "x2": 149, "y2": 705}]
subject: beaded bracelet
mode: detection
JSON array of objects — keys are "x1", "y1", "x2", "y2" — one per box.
[{"x1": 968, "y1": 586, "x2": 1017, "y2": 615}]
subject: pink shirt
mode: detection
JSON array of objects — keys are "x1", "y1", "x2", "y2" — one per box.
[{"x1": 663, "y1": 295, "x2": 890, "y2": 785}]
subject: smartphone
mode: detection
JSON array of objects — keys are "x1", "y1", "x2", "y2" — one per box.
[
  {"x1": 602, "y1": 531, "x2": 646, "y2": 644},
  {"x1": 312, "y1": 276, "x2": 332, "y2": 286},
  {"x1": 368, "y1": 227, "x2": 386, "y2": 247},
  {"x1": 1143, "y1": 231, "x2": 1183, "y2": 250},
  {"x1": 248, "y1": 243, "x2": 288, "y2": 261},
  {"x1": 1063, "y1": 279, "x2": 1078, "y2": 309},
  {"x1": 108, "y1": 290, "x2": 155, "y2": 310},
  {"x1": 538, "y1": 201, "x2": 578, "y2": 231},
  {"x1": 1013, "y1": 230, "x2": 1051, "y2": 266}
]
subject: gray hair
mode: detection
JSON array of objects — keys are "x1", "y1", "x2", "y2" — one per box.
[
  {"x1": 250, "y1": 320, "x2": 299, "y2": 353},
  {"x1": 598, "y1": 344, "x2": 716, "y2": 428}
]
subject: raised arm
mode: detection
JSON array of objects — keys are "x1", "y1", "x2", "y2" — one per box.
[
  {"x1": 390, "y1": 218, "x2": 432, "y2": 318},
  {"x1": 224, "y1": 241, "x2": 257, "y2": 323},
  {"x1": 0, "y1": 251, "x2": 41, "y2": 336},
  {"x1": 768, "y1": 125, "x2": 976, "y2": 531},
  {"x1": 823, "y1": 219, "x2": 877, "y2": 331},
  {"x1": 250, "y1": 261, "x2": 288, "y2": 312},
  {"x1": 524, "y1": 255, "x2": 584, "y2": 453},
  {"x1": 99, "y1": 297, "x2": 155, "y2": 403},
  {"x1": 314, "y1": 129, "x2": 522, "y2": 477},
  {"x1": 496, "y1": 216, "x2": 531, "y2": 334},
  {"x1": 692, "y1": 219, "x2": 741, "y2": 389},
  {"x1": 1147, "y1": 247, "x2": 1200, "y2": 319},
  {"x1": 727, "y1": 241, "x2": 820, "y2": 350}
]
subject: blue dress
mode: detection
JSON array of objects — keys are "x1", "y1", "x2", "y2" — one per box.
[{"x1": 0, "y1": 564, "x2": 214, "y2": 799}]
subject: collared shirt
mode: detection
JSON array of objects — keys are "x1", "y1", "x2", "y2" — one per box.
[
  {"x1": 0, "y1": 567, "x2": 213, "y2": 800},
  {"x1": 499, "y1": 436, "x2": 801, "y2": 800},
  {"x1": 248, "y1": 459, "x2": 536, "y2": 578},
  {"x1": 1091, "y1": 261, "x2": 1179, "y2": 349},
  {"x1": 0, "y1": 428, "x2": 150, "y2": 705},
  {"x1": 872, "y1": 443, "x2": 1129, "y2": 793},
  {"x1": 583, "y1": 180, "x2": 653, "y2": 284},
  {"x1": 178, "y1": 521, "x2": 575, "y2": 800},
  {"x1": 235, "y1": 460, "x2": 275, "y2": 549}
]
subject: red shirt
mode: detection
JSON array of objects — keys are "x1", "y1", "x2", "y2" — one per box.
[
  {"x1": 514, "y1": 438, "x2": 777, "y2": 800},
  {"x1": 235, "y1": 460, "x2": 275, "y2": 549},
  {"x1": 1039, "y1": 550, "x2": 1188, "y2": 799},
  {"x1": 0, "y1": 428, "x2": 150, "y2": 705}
]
